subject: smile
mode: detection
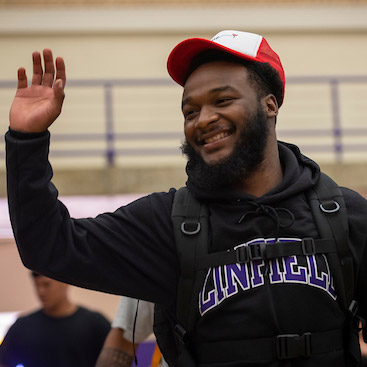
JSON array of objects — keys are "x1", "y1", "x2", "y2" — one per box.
[{"x1": 202, "y1": 131, "x2": 231, "y2": 145}]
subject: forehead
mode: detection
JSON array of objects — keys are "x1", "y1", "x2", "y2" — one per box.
[
  {"x1": 183, "y1": 61, "x2": 251, "y2": 98},
  {"x1": 34, "y1": 276, "x2": 60, "y2": 287}
]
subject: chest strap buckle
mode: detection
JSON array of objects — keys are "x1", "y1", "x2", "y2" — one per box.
[
  {"x1": 276, "y1": 333, "x2": 312, "y2": 359},
  {"x1": 236, "y1": 242, "x2": 267, "y2": 263}
]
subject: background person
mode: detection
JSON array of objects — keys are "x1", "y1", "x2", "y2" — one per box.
[
  {"x1": 96, "y1": 296, "x2": 168, "y2": 367},
  {"x1": 0, "y1": 272, "x2": 110, "y2": 367}
]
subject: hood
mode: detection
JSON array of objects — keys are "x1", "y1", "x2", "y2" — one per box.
[{"x1": 186, "y1": 141, "x2": 320, "y2": 205}]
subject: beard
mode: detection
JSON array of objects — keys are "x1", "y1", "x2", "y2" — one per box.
[{"x1": 181, "y1": 105, "x2": 270, "y2": 192}]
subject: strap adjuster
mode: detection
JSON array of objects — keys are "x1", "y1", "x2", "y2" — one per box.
[
  {"x1": 174, "y1": 324, "x2": 187, "y2": 344},
  {"x1": 276, "y1": 333, "x2": 312, "y2": 359},
  {"x1": 235, "y1": 243, "x2": 266, "y2": 264},
  {"x1": 348, "y1": 300, "x2": 358, "y2": 318},
  {"x1": 301, "y1": 238, "x2": 316, "y2": 255},
  {"x1": 235, "y1": 246, "x2": 249, "y2": 263}
]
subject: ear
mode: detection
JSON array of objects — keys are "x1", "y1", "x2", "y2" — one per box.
[{"x1": 262, "y1": 94, "x2": 278, "y2": 119}]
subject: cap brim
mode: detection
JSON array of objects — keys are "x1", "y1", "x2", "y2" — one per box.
[{"x1": 167, "y1": 37, "x2": 259, "y2": 86}]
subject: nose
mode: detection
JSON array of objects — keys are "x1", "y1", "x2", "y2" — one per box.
[{"x1": 194, "y1": 106, "x2": 219, "y2": 129}]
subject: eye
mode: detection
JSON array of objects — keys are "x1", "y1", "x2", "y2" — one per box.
[
  {"x1": 217, "y1": 97, "x2": 234, "y2": 105},
  {"x1": 183, "y1": 109, "x2": 198, "y2": 121}
]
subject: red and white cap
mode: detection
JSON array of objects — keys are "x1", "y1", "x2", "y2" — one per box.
[{"x1": 167, "y1": 30, "x2": 285, "y2": 104}]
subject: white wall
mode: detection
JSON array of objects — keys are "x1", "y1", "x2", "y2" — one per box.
[{"x1": 1, "y1": 5, "x2": 367, "y2": 170}]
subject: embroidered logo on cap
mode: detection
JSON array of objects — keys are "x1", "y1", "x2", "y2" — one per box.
[{"x1": 212, "y1": 33, "x2": 238, "y2": 42}]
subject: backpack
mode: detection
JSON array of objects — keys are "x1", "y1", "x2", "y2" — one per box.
[{"x1": 153, "y1": 172, "x2": 362, "y2": 367}]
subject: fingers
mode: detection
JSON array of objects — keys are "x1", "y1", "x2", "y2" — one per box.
[
  {"x1": 31, "y1": 51, "x2": 43, "y2": 85},
  {"x1": 42, "y1": 48, "x2": 55, "y2": 87},
  {"x1": 17, "y1": 67, "x2": 28, "y2": 89},
  {"x1": 55, "y1": 56, "x2": 66, "y2": 88},
  {"x1": 30, "y1": 49, "x2": 65, "y2": 88},
  {"x1": 53, "y1": 79, "x2": 65, "y2": 102}
]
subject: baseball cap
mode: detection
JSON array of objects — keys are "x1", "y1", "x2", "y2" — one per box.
[{"x1": 167, "y1": 30, "x2": 285, "y2": 104}]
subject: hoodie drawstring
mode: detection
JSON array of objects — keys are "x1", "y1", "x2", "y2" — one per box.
[{"x1": 238, "y1": 203, "x2": 295, "y2": 241}]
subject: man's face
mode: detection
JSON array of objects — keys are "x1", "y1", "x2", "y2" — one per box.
[
  {"x1": 182, "y1": 61, "x2": 263, "y2": 166},
  {"x1": 181, "y1": 61, "x2": 270, "y2": 190},
  {"x1": 33, "y1": 275, "x2": 69, "y2": 312}
]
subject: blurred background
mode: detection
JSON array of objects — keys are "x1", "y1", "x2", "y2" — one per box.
[{"x1": 0, "y1": 0, "x2": 367, "y2": 347}]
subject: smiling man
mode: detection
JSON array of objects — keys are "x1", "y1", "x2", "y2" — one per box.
[
  {"x1": 181, "y1": 56, "x2": 282, "y2": 195},
  {"x1": 5, "y1": 30, "x2": 367, "y2": 367}
]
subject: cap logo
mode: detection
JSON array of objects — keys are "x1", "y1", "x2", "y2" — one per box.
[
  {"x1": 211, "y1": 33, "x2": 238, "y2": 42},
  {"x1": 167, "y1": 29, "x2": 285, "y2": 105}
]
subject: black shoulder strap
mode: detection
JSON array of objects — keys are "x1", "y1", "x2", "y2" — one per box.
[
  {"x1": 171, "y1": 187, "x2": 210, "y2": 337},
  {"x1": 307, "y1": 172, "x2": 354, "y2": 311}
]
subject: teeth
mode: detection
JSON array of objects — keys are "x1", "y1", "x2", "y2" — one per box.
[{"x1": 205, "y1": 132, "x2": 229, "y2": 144}]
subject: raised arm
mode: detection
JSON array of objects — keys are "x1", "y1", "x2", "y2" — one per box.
[
  {"x1": 9, "y1": 48, "x2": 66, "y2": 133},
  {"x1": 6, "y1": 49, "x2": 179, "y2": 308}
]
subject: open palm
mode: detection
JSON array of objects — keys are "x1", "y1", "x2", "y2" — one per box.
[{"x1": 9, "y1": 49, "x2": 66, "y2": 133}]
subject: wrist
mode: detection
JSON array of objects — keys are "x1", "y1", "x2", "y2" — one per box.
[{"x1": 8, "y1": 127, "x2": 48, "y2": 140}]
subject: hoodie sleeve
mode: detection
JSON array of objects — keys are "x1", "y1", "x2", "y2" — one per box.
[{"x1": 5, "y1": 129, "x2": 179, "y2": 307}]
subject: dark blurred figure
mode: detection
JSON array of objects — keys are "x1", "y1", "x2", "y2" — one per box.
[{"x1": 0, "y1": 272, "x2": 110, "y2": 367}]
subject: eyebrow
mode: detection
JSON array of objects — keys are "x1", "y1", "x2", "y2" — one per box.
[{"x1": 181, "y1": 85, "x2": 236, "y2": 109}]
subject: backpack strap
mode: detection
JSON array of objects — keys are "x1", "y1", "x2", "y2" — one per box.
[
  {"x1": 306, "y1": 172, "x2": 354, "y2": 311},
  {"x1": 307, "y1": 172, "x2": 362, "y2": 366},
  {"x1": 195, "y1": 238, "x2": 336, "y2": 269},
  {"x1": 154, "y1": 187, "x2": 210, "y2": 367},
  {"x1": 171, "y1": 187, "x2": 210, "y2": 340}
]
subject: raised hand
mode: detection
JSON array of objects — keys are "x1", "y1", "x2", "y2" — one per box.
[{"x1": 9, "y1": 48, "x2": 66, "y2": 133}]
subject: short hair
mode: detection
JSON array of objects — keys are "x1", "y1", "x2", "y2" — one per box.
[{"x1": 188, "y1": 50, "x2": 284, "y2": 107}]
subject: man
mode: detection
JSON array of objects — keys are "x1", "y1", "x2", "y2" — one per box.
[
  {"x1": 96, "y1": 296, "x2": 168, "y2": 367},
  {"x1": 5, "y1": 30, "x2": 367, "y2": 366},
  {"x1": 0, "y1": 272, "x2": 110, "y2": 367}
]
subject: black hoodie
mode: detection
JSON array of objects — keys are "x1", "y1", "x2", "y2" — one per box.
[{"x1": 5, "y1": 130, "x2": 367, "y2": 367}]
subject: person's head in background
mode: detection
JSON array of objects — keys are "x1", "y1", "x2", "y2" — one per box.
[{"x1": 31, "y1": 272, "x2": 76, "y2": 317}]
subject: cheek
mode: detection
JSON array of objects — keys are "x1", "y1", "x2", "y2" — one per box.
[{"x1": 184, "y1": 121, "x2": 195, "y2": 142}]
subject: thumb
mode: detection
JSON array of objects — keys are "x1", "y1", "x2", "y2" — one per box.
[{"x1": 54, "y1": 79, "x2": 65, "y2": 101}]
